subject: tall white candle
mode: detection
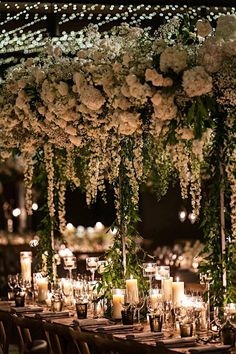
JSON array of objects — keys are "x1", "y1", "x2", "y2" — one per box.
[
  {"x1": 162, "y1": 277, "x2": 173, "y2": 302},
  {"x1": 20, "y1": 251, "x2": 32, "y2": 282},
  {"x1": 37, "y1": 277, "x2": 48, "y2": 302},
  {"x1": 126, "y1": 276, "x2": 139, "y2": 304},
  {"x1": 112, "y1": 290, "x2": 124, "y2": 319},
  {"x1": 172, "y1": 277, "x2": 184, "y2": 307}
]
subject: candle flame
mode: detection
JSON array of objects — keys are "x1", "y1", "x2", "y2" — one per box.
[
  {"x1": 130, "y1": 275, "x2": 133, "y2": 279},
  {"x1": 176, "y1": 277, "x2": 179, "y2": 282}
]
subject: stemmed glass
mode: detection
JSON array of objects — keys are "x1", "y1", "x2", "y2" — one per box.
[
  {"x1": 63, "y1": 256, "x2": 77, "y2": 280},
  {"x1": 86, "y1": 257, "x2": 99, "y2": 281},
  {"x1": 143, "y1": 263, "x2": 156, "y2": 293},
  {"x1": 133, "y1": 290, "x2": 146, "y2": 323},
  {"x1": 7, "y1": 274, "x2": 18, "y2": 300}
]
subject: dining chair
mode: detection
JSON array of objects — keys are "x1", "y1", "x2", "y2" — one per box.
[
  {"x1": 12, "y1": 314, "x2": 50, "y2": 354},
  {"x1": 0, "y1": 310, "x2": 13, "y2": 354},
  {"x1": 24, "y1": 339, "x2": 48, "y2": 354},
  {"x1": 69, "y1": 329, "x2": 176, "y2": 354},
  {"x1": 42, "y1": 321, "x2": 90, "y2": 354}
]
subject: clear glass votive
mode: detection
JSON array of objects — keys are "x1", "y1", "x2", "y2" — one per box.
[
  {"x1": 149, "y1": 314, "x2": 163, "y2": 332},
  {"x1": 179, "y1": 323, "x2": 193, "y2": 337},
  {"x1": 155, "y1": 266, "x2": 170, "y2": 280},
  {"x1": 121, "y1": 308, "x2": 134, "y2": 325},
  {"x1": 15, "y1": 293, "x2": 25, "y2": 307},
  {"x1": 76, "y1": 302, "x2": 88, "y2": 319}
]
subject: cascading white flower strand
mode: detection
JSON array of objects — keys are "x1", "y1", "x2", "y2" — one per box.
[
  {"x1": 65, "y1": 150, "x2": 80, "y2": 188},
  {"x1": 44, "y1": 144, "x2": 55, "y2": 222},
  {"x1": 190, "y1": 155, "x2": 202, "y2": 219},
  {"x1": 23, "y1": 157, "x2": 34, "y2": 215},
  {"x1": 171, "y1": 142, "x2": 190, "y2": 200},
  {"x1": 58, "y1": 180, "x2": 66, "y2": 235}
]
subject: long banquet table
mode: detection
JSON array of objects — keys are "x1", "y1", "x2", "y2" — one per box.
[{"x1": 0, "y1": 301, "x2": 233, "y2": 354}]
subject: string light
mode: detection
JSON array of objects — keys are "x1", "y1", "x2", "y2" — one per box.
[{"x1": 0, "y1": 2, "x2": 234, "y2": 66}]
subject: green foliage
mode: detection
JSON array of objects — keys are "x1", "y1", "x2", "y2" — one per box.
[{"x1": 200, "y1": 109, "x2": 236, "y2": 305}]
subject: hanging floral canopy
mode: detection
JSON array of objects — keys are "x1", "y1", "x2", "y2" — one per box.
[{"x1": 0, "y1": 15, "x2": 235, "y2": 302}]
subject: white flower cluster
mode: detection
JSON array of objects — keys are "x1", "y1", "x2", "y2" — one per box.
[
  {"x1": 182, "y1": 66, "x2": 213, "y2": 97},
  {"x1": 0, "y1": 16, "x2": 235, "y2": 225}
]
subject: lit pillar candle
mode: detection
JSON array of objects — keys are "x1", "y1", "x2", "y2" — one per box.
[
  {"x1": 162, "y1": 277, "x2": 173, "y2": 302},
  {"x1": 126, "y1": 276, "x2": 139, "y2": 304},
  {"x1": 37, "y1": 277, "x2": 48, "y2": 302},
  {"x1": 112, "y1": 290, "x2": 125, "y2": 319},
  {"x1": 172, "y1": 277, "x2": 184, "y2": 307},
  {"x1": 20, "y1": 251, "x2": 32, "y2": 282}
]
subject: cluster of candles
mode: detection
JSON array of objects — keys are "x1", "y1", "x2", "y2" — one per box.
[{"x1": 15, "y1": 251, "x2": 236, "y2": 340}]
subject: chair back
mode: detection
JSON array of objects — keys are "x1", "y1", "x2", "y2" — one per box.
[
  {"x1": 12, "y1": 315, "x2": 49, "y2": 354},
  {"x1": 69, "y1": 329, "x2": 175, "y2": 354},
  {"x1": 0, "y1": 310, "x2": 13, "y2": 354},
  {"x1": 24, "y1": 339, "x2": 48, "y2": 354},
  {"x1": 43, "y1": 321, "x2": 90, "y2": 354}
]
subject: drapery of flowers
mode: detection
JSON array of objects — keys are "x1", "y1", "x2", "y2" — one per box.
[{"x1": 0, "y1": 15, "x2": 236, "y2": 301}]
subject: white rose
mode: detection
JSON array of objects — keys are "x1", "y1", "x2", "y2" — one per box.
[
  {"x1": 196, "y1": 19, "x2": 212, "y2": 37},
  {"x1": 182, "y1": 66, "x2": 212, "y2": 97},
  {"x1": 38, "y1": 106, "x2": 46, "y2": 115},
  {"x1": 65, "y1": 125, "x2": 77, "y2": 136},
  {"x1": 69, "y1": 135, "x2": 82, "y2": 147},
  {"x1": 34, "y1": 69, "x2": 45, "y2": 84},
  {"x1": 58, "y1": 81, "x2": 69, "y2": 96},
  {"x1": 80, "y1": 85, "x2": 105, "y2": 111},
  {"x1": 151, "y1": 92, "x2": 162, "y2": 106},
  {"x1": 56, "y1": 119, "x2": 67, "y2": 129},
  {"x1": 45, "y1": 112, "x2": 55, "y2": 121},
  {"x1": 117, "y1": 110, "x2": 140, "y2": 135},
  {"x1": 160, "y1": 47, "x2": 188, "y2": 74}
]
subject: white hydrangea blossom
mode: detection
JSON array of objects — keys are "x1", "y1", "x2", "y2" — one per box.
[{"x1": 182, "y1": 66, "x2": 213, "y2": 97}]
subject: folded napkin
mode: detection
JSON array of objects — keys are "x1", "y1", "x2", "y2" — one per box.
[
  {"x1": 157, "y1": 337, "x2": 197, "y2": 348},
  {"x1": 126, "y1": 332, "x2": 164, "y2": 340},
  {"x1": 11, "y1": 306, "x2": 43, "y2": 314},
  {"x1": 96, "y1": 324, "x2": 136, "y2": 333},
  {"x1": 189, "y1": 345, "x2": 231, "y2": 353},
  {"x1": 74, "y1": 318, "x2": 111, "y2": 328},
  {"x1": 35, "y1": 311, "x2": 70, "y2": 319}
]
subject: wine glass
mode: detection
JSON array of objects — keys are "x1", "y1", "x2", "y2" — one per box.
[
  {"x1": 7, "y1": 274, "x2": 18, "y2": 300},
  {"x1": 133, "y1": 290, "x2": 146, "y2": 323},
  {"x1": 63, "y1": 256, "x2": 77, "y2": 279},
  {"x1": 86, "y1": 257, "x2": 99, "y2": 281}
]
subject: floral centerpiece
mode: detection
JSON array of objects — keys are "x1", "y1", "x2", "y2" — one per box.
[{"x1": 0, "y1": 15, "x2": 235, "y2": 303}]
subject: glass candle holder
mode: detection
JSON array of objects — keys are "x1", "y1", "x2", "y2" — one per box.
[
  {"x1": 143, "y1": 263, "x2": 156, "y2": 292},
  {"x1": 86, "y1": 257, "x2": 99, "y2": 281},
  {"x1": 155, "y1": 266, "x2": 170, "y2": 280},
  {"x1": 20, "y1": 251, "x2": 32, "y2": 283},
  {"x1": 149, "y1": 314, "x2": 163, "y2": 332},
  {"x1": 179, "y1": 323, "x2": 193, "y2": 337},
  {"x1": 76, "y1": 302, "x2": 88, "y2": 319},
  {"x1": 121, "y1": 308, "x2": 134, "y2": 325},
  {"x1": 63, "y1": 256, "x2": 77, "y2": 280},
  {"x1": 15, "y1": 293, "x2": 25, "y2": 307}
]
